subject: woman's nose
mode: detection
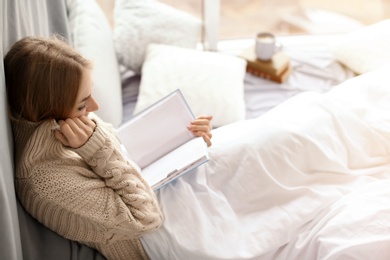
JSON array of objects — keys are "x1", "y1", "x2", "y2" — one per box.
[{"x1": 87, "y1": 96, "x2": 99, "y2": 112}]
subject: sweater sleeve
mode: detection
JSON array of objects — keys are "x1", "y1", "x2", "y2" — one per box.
[
  {"x1": 75, "y1": 123, "x2": 163, "y2": 233},
  {"x1": 19, "y1": 121, "x2": 163, "y2": 245}
]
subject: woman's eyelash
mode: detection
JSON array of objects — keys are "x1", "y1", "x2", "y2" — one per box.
[{"x1": 78, "y1": 105, "x2": 86, "y2": 111}]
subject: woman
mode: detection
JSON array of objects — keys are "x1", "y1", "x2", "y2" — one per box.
[{"x1": 4, "y1": 36, "x2": 213, "y2": 260}]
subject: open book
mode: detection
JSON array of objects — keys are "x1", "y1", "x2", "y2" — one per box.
[{"x1": 116, "y1": 89, "x2": 209, "y2": 190}]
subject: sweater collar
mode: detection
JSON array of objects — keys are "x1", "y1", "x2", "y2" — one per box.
[{"x1": 10, "y1": 117, "x2": 56, "y2": 153}]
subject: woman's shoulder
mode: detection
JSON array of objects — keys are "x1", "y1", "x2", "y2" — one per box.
[{"x1": 13, "y1": 120, "x2": 81, "y2": 176}]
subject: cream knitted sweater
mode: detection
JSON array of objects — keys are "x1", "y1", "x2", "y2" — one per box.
[{"x1": 11, "y1": 115, "x2": 163, "y2": 260}]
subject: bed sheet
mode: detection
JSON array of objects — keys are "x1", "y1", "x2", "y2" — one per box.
[
  {"x1": 140, "y1": 64, "x2": 390, "y2": 259},
  {"x1": 243, "y1": 38, "x2": 355, "y2": 119}
]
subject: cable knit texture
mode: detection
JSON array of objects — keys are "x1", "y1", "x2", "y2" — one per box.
[
  {"x1": 11, "y1": 115, "x2": 163, "y2": 260},
  {"x1": 113, "y1": 0, "x2": 201, "y2": 74}
]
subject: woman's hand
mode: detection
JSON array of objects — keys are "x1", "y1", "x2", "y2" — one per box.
[
  {"x1": 54, "y1": 116, "x2": 96, "y2": 148},
  {"x1": 188, "y1": 115, "x2": 213, "y2": 147}
]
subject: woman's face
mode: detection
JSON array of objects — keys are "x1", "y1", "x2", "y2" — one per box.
[{"x1": 68, "y1": 69, "x2": 99, "y2": 118}]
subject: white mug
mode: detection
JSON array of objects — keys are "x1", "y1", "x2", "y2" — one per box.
[{"x1": 255, "y1": 32, "x2": 282, "y2": 61}]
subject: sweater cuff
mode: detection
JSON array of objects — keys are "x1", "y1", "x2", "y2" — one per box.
[{"x1": 74, "y1": 123, "x2": 107, "y2": 160}]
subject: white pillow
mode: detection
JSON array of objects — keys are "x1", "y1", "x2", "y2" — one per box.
[
  {"x1": 134, "y1": 44, "x2": 247, "y2": 127},
  {"x1": 113, "y1": 0, "x2": 202, "y2": 74},
  {"x1": 67, "y1": 0, "x2": 123, "y2": 128},
  {"x1": 332, "y1": 19, "x2": 390, "y2": 75}
]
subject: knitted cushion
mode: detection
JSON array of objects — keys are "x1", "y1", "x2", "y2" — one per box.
[{"x1": 113, "y1": 0, "x2": 202, "y2": 74}]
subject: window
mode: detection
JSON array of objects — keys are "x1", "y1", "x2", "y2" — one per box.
[{"x1": 160, "y1": 0, "x2": 390, "y2": 40}]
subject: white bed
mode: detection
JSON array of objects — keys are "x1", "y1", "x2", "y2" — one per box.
[
  {"x1": 141, "y1": 64, "x2": 390, "y2": 259},
  {"x1": 3, "y1": 0, "x2": 390, "y2": 259},
  {"x1": 118, "y1": 30, "x2": 390, "y2": 259}
]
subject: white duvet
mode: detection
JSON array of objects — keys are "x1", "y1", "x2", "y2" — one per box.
[{"x1": 141, "y1": 65, "x2": 390, "y2": 260}]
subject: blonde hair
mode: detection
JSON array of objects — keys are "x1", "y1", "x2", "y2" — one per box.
[{"x1": 4, "y1": 35, "x2": 92, "y2": 122}]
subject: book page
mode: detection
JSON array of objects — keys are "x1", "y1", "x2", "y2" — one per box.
[
  {"x1": 116, "y1": 90, "x2": 195, "y2": 168},
  {"x1": 141, "y1": 137, "x2": 209, "y2": 189}
]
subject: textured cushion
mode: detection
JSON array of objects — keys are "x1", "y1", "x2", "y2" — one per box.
[
  {"x1": 68, "y1": 0, "x2": 123, "y2": 127},
  {"x1": 134, "y1": 44, "x2": 247, "y2": 127},
  {"x1": 113, "y1": 0, "x2": 202, "y2": 74},
  {"x1": 332, "y1": 19, "x2": 390, "y2": 74}
]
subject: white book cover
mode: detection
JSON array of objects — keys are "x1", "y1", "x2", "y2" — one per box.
[{"x1": 116, "y1": 89, "x2": 209, "y2": 190}]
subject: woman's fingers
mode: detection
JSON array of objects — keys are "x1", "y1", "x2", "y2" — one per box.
[
  {"x1": 189, "y1": 116, "x2": 212, "y2": 128},
  {"x1": 202, "y1": 133, "x2": 212, "y2": 147},
  {"x1": 187, "y1": 115, "x2": 213, "y2": 147},
  {"x1": 188, "y1": 124, "x2": 209, "y2": 133},
  {"x1": 53, "y1": 129, "x2": 69, "y2": 146},
  {"x1": 54, "y1": 116, "x2": 96, "y2": 148},
  {"x1": 193, "y1": 116, "x2": 213, "y2": 127},
  {"x1": 78, "y1": 116, "x2": 96, "y2": 129},
  {"x1": 196, "y1": 115, "x2": 213, "y2": 121}
]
